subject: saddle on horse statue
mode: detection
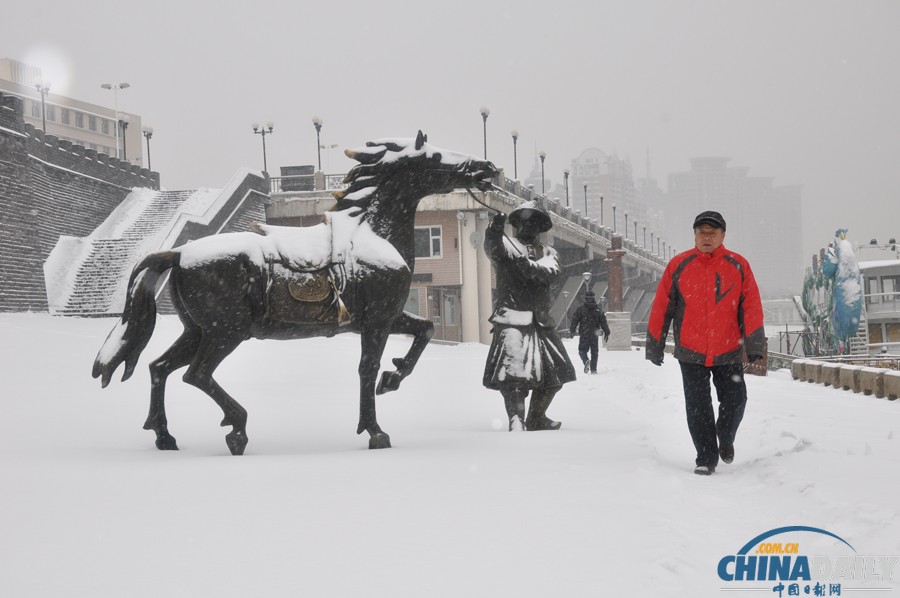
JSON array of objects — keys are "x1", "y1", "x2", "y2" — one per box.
[{"x1": 252, "y1": 221, "x2": 351, "y2": 325}]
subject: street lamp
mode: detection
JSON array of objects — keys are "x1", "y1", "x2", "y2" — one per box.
[
  {"x1": 34, "y1": 80, "x2": 50, "y2": 132},
  {"x1": 643, "y1": 226, "x2": 647, "y2": 249},
  {"x1": 561, "y1": 290, "x2": 570, "y2": 332},
  {"x1": 584, "y1": 184, "x2": 589, "y2": 218},
  {"x1": 142, "y1": 126, "x2": 153, "y2": 171},
  {"x1": 511, "y1": 130, "x2": 519, "y2": 179},
  {"x1": 563, "y1": 169, "x2": 570, "y2": 207},
  {"x1": 312, "y1": 116, "x2": 323, "y2": 171},
  {"x1": 624, "y1": 212, "x2": 629, "y2": 240},
  {"x1": 479, "y1": 107, "x2": 490, "y2": 159},
  {"x1": 612, "y1": 204, "x2": 617, "y2": 233},
  {"x1": 118, "y1": 118, "x2": 129, "y2": 162},
  {"x1": 600, "y1": 194, "x2": 604, "y2": 227},
  {"x1": 252, "y1": 121, "x2": 275, "y2": 173},
  {"x1": 582, "y1": 271, "x2": 592, "y2": 295},
  {"x1": 538, "y1": 150, "x2": 546, "y2": 195},
  {"x1": 319, "y1": 143, "x2": 338, "y2": 171},
  {"x1": 634, "y1": 220, "x2": 639, "y2": 245},
  {"x1": 100, "y1": 82, "x2": 130, "y2": 160}
]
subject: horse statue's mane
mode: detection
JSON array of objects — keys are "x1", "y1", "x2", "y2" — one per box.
[{"x1": 332, "y1": 131, "x2": 432, "y2": 214}]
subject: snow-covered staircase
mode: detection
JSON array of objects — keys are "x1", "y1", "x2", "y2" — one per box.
[
  {"x1": 54, "y1": 191, "x2": 194, "y2": 315},
  {"x1": 848, "y1": 304, "x2": 870, "y2": 356}
]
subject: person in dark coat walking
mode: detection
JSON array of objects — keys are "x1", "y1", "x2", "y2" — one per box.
[
  {"x1": 482, "y1": 201, "x2": 577, "y2": 432},
  {"x1": 569, "y1": 291, "x2": 610, "y2": 374},
  {"x1": 645, "y1": 211, "x2": 765, "y2": 476}
]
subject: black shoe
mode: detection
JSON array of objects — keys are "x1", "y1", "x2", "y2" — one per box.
[
  {"x1": 719, "y1": 445, "x2": 734, "y2": 464},
  {"x1": 590, "y1": 370, "x2": 597, "y2": 374},
  {"x1": 525, "y1": 416, "x2": 562, "y2": 431},
  {"x1": 693, "y1": 464, "x2": 716, "y2": 476},
  {"x1": 583, "y1": 362, "x2": 590, "y2": 374}
]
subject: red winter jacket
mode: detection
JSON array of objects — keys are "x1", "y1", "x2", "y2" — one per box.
[{"x1": 645, "y1": 245, "x2": 765, "y2": 367}]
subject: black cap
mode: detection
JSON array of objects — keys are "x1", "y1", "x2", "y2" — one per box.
[
  {"x1": 693, "y1": 210, "x2": 726, "y2": 231},
  {"x1": 585, "y1": 291, "x2": 595, "y2": 298}
]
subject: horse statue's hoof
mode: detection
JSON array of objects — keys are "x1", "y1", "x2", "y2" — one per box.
[
  {"x1": 368, "y1": 432, "x2": 392, "y2": 449},
  {"x1": 155, "y1": 435, "x2": 179, "y2": 450},
  {"x1": 226, "y1": 430, "x2": 248, "y2": 455},
  {"x1": 376, "y1": 370, "x2": 403, "y2": 395}
]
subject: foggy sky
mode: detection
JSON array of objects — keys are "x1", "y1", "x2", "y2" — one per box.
[{"x1": 5, "y1": 0, "x2": 899, "y2": 260}]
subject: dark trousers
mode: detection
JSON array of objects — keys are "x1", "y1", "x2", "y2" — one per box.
[
  {"x1": 679, "y1": 361, "x2": 747, "y2": 467},
  {"x1": 578, "y1": 335, "x2": 599, "y2": 372}
]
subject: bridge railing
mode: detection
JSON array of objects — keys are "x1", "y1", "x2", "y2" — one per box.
[{"x1": 268, "y1": 173, "x2": 347, "y2": 194}]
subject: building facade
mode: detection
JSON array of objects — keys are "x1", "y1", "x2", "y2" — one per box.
[{"x1": 0, "y1": 58, "x2": 144, "y2": 167}]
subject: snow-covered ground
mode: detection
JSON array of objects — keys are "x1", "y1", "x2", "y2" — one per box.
[{"x1": 1, "y1": 314, "x2": 898, "y2": 597}]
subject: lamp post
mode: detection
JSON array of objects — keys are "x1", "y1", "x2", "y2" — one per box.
[
  {"x1": 651, "y1": 231, "x2": 655, "y2": 254},
  {"x1": 319, "y1": 143, "x2": 338, "y2": 172},
  {"x1": 582, "y1": 271, "x2": 592, "y2": 295},
  {"x1": 563, "y1": 169, "x2": 570, "y2": 207},
  {"x1": 643, "y1": 226, "x2": 647, "y2": 249},
  {"x1": 252, "y1": 121, "x2": 275, "y2": 173},
  {"x1": 35, "y1": 80, "x2": 50, "y2": 132},
  {"x1": 612, "y1": 204, "x2": 617, "y2": 233},
  {"x1": 538, "y1": 150, "x2": 546, "y2": 195},
  {"x1": 634, "y1": 220, "x2": 639, "y2": 245},
  {"x1": 311, "y1": 116, "x2": 323, "y2": 171},
  {"x1": 479, "y1": 107, "x2": 490, "y2": 159},
  {"x1": 119, "y1": 118, "x2": 129, "y2": 162},
  {"x1": 561, "y1": 290, "x2": 570, "y2": 332},
  {"x1": 142, "y1": 126, "x2": 153, "y2": 170},
  {"x1": 600, "y1": 194, "x2": 604, "y2": 227},
  {"x1": 510, "y1": 130, "x2": 518, "y2": 179},
  {"x1": 662, "y1": 240, "x2": 667, "y2": 259},
  {"x1": 657, "y1": 237, "x2": 661, "y2": 256},
  {"x1": 624, "y1": 212, "x2": 629, "y2": 240},
  {"x1": 100, "y1": 82, "x2": 130, "y2": 160}
]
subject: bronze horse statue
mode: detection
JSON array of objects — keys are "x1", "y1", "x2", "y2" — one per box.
[{"x1": 93, "y1": 131, "x2": 497, "y2": 454}]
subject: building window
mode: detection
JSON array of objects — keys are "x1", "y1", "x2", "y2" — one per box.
[
  {"x1": 887, "y1": 322, "x2": 900, "y2": 344},
  {"x1": 61, "y1": 109, "x2": 70, "y2": 125},
  {"x1": 46, "y1": 106, "x2": 56, "y2": 122},
  {"x1": 75, "y1": 112, "x2": 84, "y2": 128},
  {"x1": 88, "y1": 115, "x2": 97, "y2": 132},
  {"x1": 31, "y1": 101, "x2": 40, "y2": 117},
  {"x1": 444, "y1": 293, "x2": 459, "y2": 325},
  {"x1": 869, "y1": 324, "x2": 883, "y2": 345},
  {"x1": 101, "y1": 119, "x2": 110, "y2": 135},
  {"x1": 414, "y1": 226, "x2": 442, "y2": 258},
  {"x1": 404, "y1": 288, "x2": 420, "y2": 316}
]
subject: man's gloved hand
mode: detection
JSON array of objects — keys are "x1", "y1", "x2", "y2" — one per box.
[
  {"x1": 748, "y1": 354, "x2": 764, "y2": 363},
  {"x1": 649, "y1": 356, "x2": 663, "y2": 367},
  {"x1": 603, "y1": 331, "x2": 610, "y2": 343},
  {"x1": 490, "y1": 212, "x2": 506, "y2": 233}
]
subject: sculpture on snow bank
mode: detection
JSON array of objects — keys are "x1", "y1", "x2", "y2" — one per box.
[{"x1": 93, "y1": 131, "x2": 498, "y2": 454}]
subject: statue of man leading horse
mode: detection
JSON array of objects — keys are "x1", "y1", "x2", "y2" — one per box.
[{"x1": 93, "y1": 131, "x2": 498, "y2": 455}]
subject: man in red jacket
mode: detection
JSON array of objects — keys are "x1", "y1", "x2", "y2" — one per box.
[{"x1": 645, "y1": 211, "x2": 765, "y2": 476}]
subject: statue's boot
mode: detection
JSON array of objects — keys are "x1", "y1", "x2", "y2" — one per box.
[
  {"x1": 503, "y1": 389, "x2": 527, "y2": 432},
  {"x1": 525, "y1": 388, "x2": 562, "y2": 431}
]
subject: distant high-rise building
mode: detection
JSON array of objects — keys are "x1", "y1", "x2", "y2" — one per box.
[
  {"x1": 665, "y1": 157, "x2": 803, "y2": 297},
  {"x1": 569, "y1": 148, "x2": 637, "y2": 235}
]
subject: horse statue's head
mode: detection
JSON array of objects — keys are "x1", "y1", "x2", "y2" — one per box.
[{"x1": 334, "y1": 131, "x2": 498, "y2": 215}]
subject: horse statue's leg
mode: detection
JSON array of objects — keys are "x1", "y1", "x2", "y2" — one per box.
[
  {"x1": 358, "y1": 328, "x2": 392, "y2": 449},
  {"x1": 144, "y1": 325, "x2": 202, "y2": 450},
  {"x1": 181, "y1": 332, "x2": 250, "y2": 455},
  {"x1": 376, "y1": 312, "x2": 434, "y2": 395}
]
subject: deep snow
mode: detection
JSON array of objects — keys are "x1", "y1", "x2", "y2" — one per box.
[{"x1": 1, "y1": 314, "x2": 898, "y2": 597}]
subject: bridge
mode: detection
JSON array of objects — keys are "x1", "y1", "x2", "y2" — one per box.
[{"x1": 265, "y1": 169, "x2": 666, "y2": 345}]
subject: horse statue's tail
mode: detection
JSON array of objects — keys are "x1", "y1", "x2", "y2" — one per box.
[{"x1": 92, "y1": 251, "x2": 179, "y2": 388}]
